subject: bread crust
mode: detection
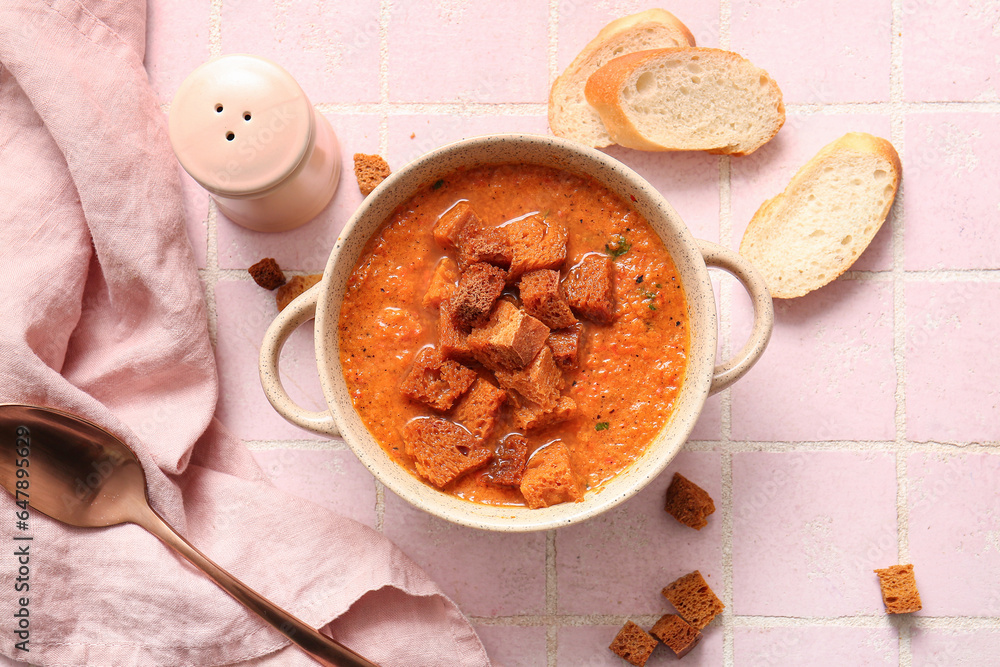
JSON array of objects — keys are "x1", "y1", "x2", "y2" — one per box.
[
  {"x1": 584, "y1": 47, "x2": 785, "y2": 155},
  {"x1": 739, "y1": 132, "x2": 901, "y2": 298},
  {"x1": 548, "y1": 9, "x2": 695, "y2": 148}
]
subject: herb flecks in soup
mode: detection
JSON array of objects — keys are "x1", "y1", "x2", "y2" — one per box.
[{"x1": 339, "y1": 164, "x2": 688, "y2": 508}]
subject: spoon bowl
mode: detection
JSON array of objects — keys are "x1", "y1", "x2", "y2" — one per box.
[{"x1": 0, "y1": 404, "x2": 378, "y2": 667}]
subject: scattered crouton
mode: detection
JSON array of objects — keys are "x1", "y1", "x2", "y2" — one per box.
[
  {"x1": 248, "y1": 257, "x2": 286, "y2": 290},
  {"x1": 662, "y1": 571, "x2": 725, "y2": 630},
  {"x1": 547, "y1": 326, "x2": 581, "y2": 371},
  {"x1": 494, "y1": 345, "x2": 564, "y2": 408},
  {"x1": 519, "y1": 442, "x2": 584, "y2": 509},
  {"x1": 565, "y1": 253, "x2": 616, "y2": 323},
  {"x1": 399, "y1": 347, "x2": 476, "y2": 412},
  {"x1": 519, "y1": 269, "x2": 577, "y2": 329},
  {"x1": 422, "y1": 257, "x2": 460, "y2": 310},
  {"x1": 608, "y1": 621, "x2": 657, "y2": 667},
  {"x1": 507, "y1": 214, "x2": 568, "y2": 279},
  {"x1": 874, "y1": 564, "x2": 922, "y2": 614},
  {"x1": 438, "y1": 298, "x2": 475, "y2": 363},
  {"x1": 402, "y1": 417, "x2": 492, "y2": 488},
  {"x1": 487, "y1": 434, "x2": 529, "y2": 486},
  {"x1": 664, "y1": 472, "x2": 716, "y2": 530},
  {"x1": 276, "y1": 274, "x2": 322, "y2": 311},
  {"x1": 453, "y1": 262, "x2": 507, "y2": 327},
  {"x1": 354, "y1": 153, "x2": 391, "y2": 195},
  {"x1": 512, "y1": 394, "x2": 577, "y2": 431},
  {"x1": 468, "y1": 300, "x2": 550, "y2": 371},
  {"x1": 650, "y1": 614, "x2": 701, "y2": 658},
  {"x1": 453, "y1": 378, "x2": 507, "y2": 441}
]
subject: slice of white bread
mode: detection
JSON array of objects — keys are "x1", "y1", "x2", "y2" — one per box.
[
  {"x1": 584, "y1": 47, "x2": 784, "y2": 155},
  {"x1": 739, "y1": 132, "x2": 901, "y2": 299},
  {"x1": 549, "y1": 10, "x2": 696, "y2": 148}
]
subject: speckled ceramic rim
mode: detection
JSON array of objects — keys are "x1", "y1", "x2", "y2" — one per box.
[{"x1": 261, "y1": 133, "x2": 773, "y2": 532}]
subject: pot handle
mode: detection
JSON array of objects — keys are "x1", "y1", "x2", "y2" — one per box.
[
  {"x1": 258, "y1": 285, "x2": 340, "y2": 436},
  {"x1": 698, "y1": 240, "x2": 774, "y2": 395}
]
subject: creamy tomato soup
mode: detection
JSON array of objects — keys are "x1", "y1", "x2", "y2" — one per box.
[{"x1": 339, "y1": 164, "x2": 688, "y2": 507}]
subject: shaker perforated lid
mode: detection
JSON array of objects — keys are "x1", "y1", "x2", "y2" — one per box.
[{"x1": 169, "y1": 54, "x2": 315, "y2": 197}]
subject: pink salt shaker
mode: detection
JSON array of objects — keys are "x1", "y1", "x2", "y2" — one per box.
[{"x1": 169, "y1": 54, "x2": 340, "y2": 232}]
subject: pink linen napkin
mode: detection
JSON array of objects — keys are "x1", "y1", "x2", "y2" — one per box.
[{"x1": 0, "y1": 1, "x2": 490, "y2": 665}]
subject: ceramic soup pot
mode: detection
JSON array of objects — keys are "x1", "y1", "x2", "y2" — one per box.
[{"x1": 259, "y1": 134, "x2": 773, "y2": 532}]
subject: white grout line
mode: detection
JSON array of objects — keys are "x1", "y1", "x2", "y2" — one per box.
[
  {"x1": 890, "y1": 1, "x2": 911, "y2": 665},
  {"x1": 243, "y1": 438, "x2": 350, "y2": 451},
  {"x1": 208, "y1": 0, "x2": 222, "y2": 58},
  {"x1": 305, "y1": 100, "x2": 999, "y2": 116},
  {"x1": 467, "y1": 613, "x2": 1000, "y2": 629}
]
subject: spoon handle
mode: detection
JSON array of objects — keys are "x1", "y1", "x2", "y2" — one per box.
[{"x1": 135, "y1": 504, "x2": 380, "y2": 667}]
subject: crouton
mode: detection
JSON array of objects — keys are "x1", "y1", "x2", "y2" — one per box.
[
  {"x1": 494, "y1": 345, "x2": 564, "y2": 408},
  {"x1": 487, "y1": 434, "x2": 529, "y2": 486},
  {"x1": 664, "y1": 472, "x2": 716, "y2": 530},
  {"x1": 453, "y1": 262, "x2": 507, "y2": 327},
  {"x1": 248, "y1": 257, "x2": 286, "y2": 290},
  {"x1": 506, "y1": 214, "x2": 568, "y2": 279},
  {"x1": 650, "y1": 614, "x2": 701, "y2": 658},
  {"x1": 399, "y1": 347, "x2": 476, "y2": 412},
  {"x1": 565, "y1": 253, "x2": 616, "y2": 323},
  {"x1": 519, "y1": 269, "x2": 577, "y2": 329},
  {"x1": 434, "y1": 201, "x2": 476, "y2": 251},
  {"x1": 662, "y1": 571, "x2": 725, "y2": 630},
  {"x1": 354, "y1": 153, "x2": 391, "y2": 195},
  {"x1": 608, "y1": 621, "x2": 657, "y2": 667},
  {"x1": 402, "y1": 417, "x2": 492, "y2": 488},
  {"x1": 519, "y1": 442, "x2": 584, "y2": 509},
  {"x1": 453, "y1": 378, "x2": 507, "y2": 441},
  {"x1": 547, "y1": 325, "x2": 581, "y2": 371},
  {"x1": 874, "y1": 564, "x2": 922, "y2": 614},
  {"x1": 513, "y1": 395, "x2": 577, "y2": 431},
  {"x1": 438, "y1": 299, "x2": 475, "y2": 363},
  {"x1": 422, "y1": 257, "x2": 460, "y2": 310},
  {"x1": 276, "y1": 274, "x2": 323, "y2": 311},
  {"x1": 458, "y1": 224, "x2": 512, "y2": 270},
  {"x1": 468, "y1": 300, "x2": 549, "y2": 371}
]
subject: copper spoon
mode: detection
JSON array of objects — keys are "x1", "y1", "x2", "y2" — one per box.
[{"x1": 0, "y1": 404, "x2": 379, "y2": 667}]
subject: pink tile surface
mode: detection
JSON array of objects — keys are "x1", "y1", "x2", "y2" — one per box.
[
  {"x1": 730, "y1": 113, "x2": 894, "y2": 270},
  {"x1": 904, "y1": 0, "x2": 1000, "y2": 102},
  {"x1": 904, "y1": 113, "x2": 1000, "y2": 270},
  {"x1": 558, "y1": 624, "x2": 723, "y2": 666},
  {"x1": 144, "y1": 0, "x2": 210, "y2": 104},
  {"x1": 475, "y1": 625, "x2": 547, "y2": 667},
  {"x1": 906, "y1": 282, "x2": 1000, "y2": 443},
  {"x1": 136, "y1": 1, "x2": 1000, "y2": 662},
  {"x1": 557, "y1": 452, "x2": 722, "y2": 615},
  {"x1": 214, "y1": 280, "x2": 327, "y2": 441},
  {"x1": 217, "y1": 114, "x2": 378, "y2": 271},
  {"x1": 603, "y1": 147, "x2": 720, "y2": 245},
  {"x1": 732, "y1": 451, "x2": 899, "y2": 616},
  {"x1": 220, "y1": 0, "x2": 381, "y2": 104},
  {"x1": 731, "y1": 280, "x2": 896, "y2": 442},
  {"x1": 387, "y1": 1, "x2": 548, "y2": 103},
  {"x1": 381, "y1": 491, "x2": 547, "y2": 617},
  {"x1": 908, "y1": 452, "x2": 1000, "y2": 615},
  {"x1": 387, "y1": 114, "x2": 550, "y2": 169},
  {"x1": 556, "y1": 1, "x2": 722, "y2": 72},
  {"x1": 910, "y1": 628, "x2": 1000, "y2": 665},
  {"x1": 178, "y1": 166, "x2": 209, "y2": 269},
  {"x1": 734, "y1": 626, "x2": 898, "y2": 666},
  {"x1": 730, "y1": 0, "x2": 891, "y2": 104},
  {"x1": 252, "y1": 449, "x2": 376, "y2": 528}
]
